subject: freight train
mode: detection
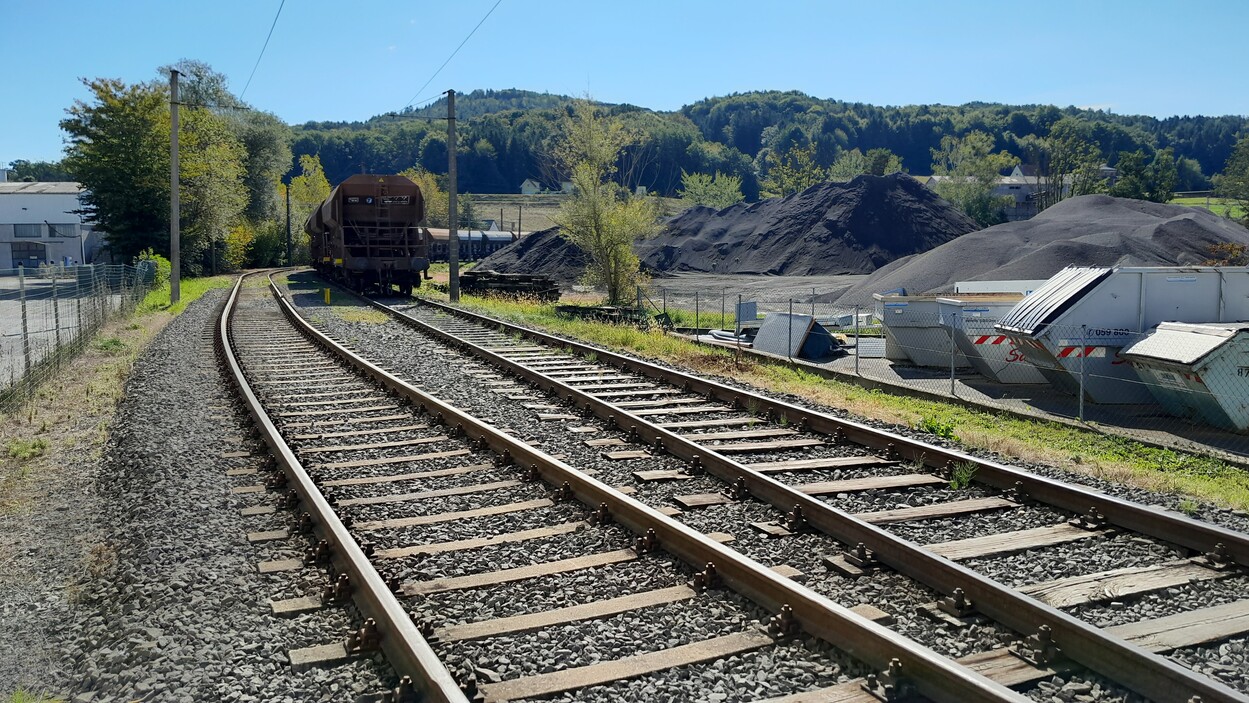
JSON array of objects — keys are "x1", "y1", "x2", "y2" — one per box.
[{"x1": 306, "y1": 174, "x2": 430, "y2": 294}]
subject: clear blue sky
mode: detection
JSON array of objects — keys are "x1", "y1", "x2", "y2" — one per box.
[{"x1": 3, "y1": 0, "x2": 1247, "y2": 165}]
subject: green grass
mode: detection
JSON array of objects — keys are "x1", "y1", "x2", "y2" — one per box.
[
  {"x1": 5, "y1": 692, "x2": 63, "y2": 703},
  {"x1": 91, "y1": 337, "x2": 126, "y2": 355},
  {"x1": 5, "y1": 437, "x2": 49, "y2": 461},
  {"x1": 425, "y1": 292, "x2": 1249, "y2": 510},
  {"x1": 1171, "y1": 196, "x2": 1246, "y2": 222},
  {"x1": 137, "y1": 275, "x2": 235, "y2": 315}
]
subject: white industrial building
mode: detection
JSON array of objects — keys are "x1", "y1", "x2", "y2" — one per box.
[{"x1": 0, "y1": 178, "x2": 98, "y2": 269}]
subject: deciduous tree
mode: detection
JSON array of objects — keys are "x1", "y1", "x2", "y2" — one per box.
[
  {"x1": 677, "y1": 170, "x2": 744, "y2": 209},
  {"x1": 552, "y1": 100, "x2": 660, "y2": 304},
  {"x1": 1214, "y1": 135, "x2": 1249, "y2": 225},
  {"x1": 761, "y1": 143, "x2": 826, "y2": 197},
  {"x1": 286, "y1": 154, "x2": 331, "y2": 263},
  {"x1": 930, "y1": 131, "x2": 1019, "y2": 227}
]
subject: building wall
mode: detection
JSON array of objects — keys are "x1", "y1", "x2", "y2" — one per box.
[{"x1": 0, "y1": 191, "x2": 92, "y2": 269}]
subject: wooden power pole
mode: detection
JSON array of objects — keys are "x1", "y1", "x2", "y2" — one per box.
[
  {"x1": 169, "y1": 69, "x2": 181, "y2": 304},
  {"x1": 447, "y1": 89, "x2": 460, "y2": 302}
]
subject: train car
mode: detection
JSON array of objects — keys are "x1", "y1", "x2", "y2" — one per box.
[
  {"x1": 306, "y1": 174, "x2": 430, "y2": 294},
  {"x1": 425, "y1": 228, "x2": 520, "y2": 262}
]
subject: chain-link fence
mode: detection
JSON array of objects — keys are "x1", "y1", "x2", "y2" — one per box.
[
  {"x1": 648, "y1": 285, "x2": 1249, "y2": 459},
  {"x1": 0, "y1": 264, "x2": 152, "y2": 410}
]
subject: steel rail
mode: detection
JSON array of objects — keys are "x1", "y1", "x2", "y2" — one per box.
[
  {"x1": 267, "y1": 279, "x2": 1028, "y2": 703},
  {"x1": 218, "y1": 274, "x2": 468, "y2": 703},
  {"x1": 377, "y1": 295, "x2": 1249, "y2": 703},
  {"x1": 404, "y1": 297, "x2": 1249, "y2": 567}
]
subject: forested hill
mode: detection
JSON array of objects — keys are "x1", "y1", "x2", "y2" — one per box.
[{"x1": 288, "y1": 88, "x2": 1248, "y2": 199}]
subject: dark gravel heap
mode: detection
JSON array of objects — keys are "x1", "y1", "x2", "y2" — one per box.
[
  {"x1": 637, "y1": 174, "x2": 979, "y2": 276},
  {"x1": 838, "y1": 195, "x2": 1249, "y2": 305},
  {"x1": 474, "y1": 226, "x2": 588, "y2": 283}
]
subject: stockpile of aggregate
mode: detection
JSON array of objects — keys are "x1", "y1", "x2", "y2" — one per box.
[
  {"x1": 475, "y1": 226, "x2": 588, "y2": 282},
  {"x1": 478, "y1": 174, "x2": 979, "y2": 281},
  {"x1": 838, "y1": 195, "x2": 1249, "y2": 304},
  {"x1": 637, "y1": 173, "x2": 980, "y2": 276}
]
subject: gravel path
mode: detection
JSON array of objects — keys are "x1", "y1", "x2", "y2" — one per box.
[{"x1": 0, "y1": 289, "x2": 397, "y2": 701}]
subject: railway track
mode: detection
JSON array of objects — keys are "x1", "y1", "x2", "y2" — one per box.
[
  {"x1": 219, "y1": 272, "x2": 1044, "y2": 702},
  {"x1": 262, "y1": 276, "x2": 1249, "y2": 703}
]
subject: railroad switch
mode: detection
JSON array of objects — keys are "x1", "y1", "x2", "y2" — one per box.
[
  {"x1": 862, "y1": 659, "x2": 915, "y2": 702},
  {"x1": 305, "y1": 539, "x2": 332, "y2": 565},
  {"x1": 767, "y1": 604, "x2": 799, "y2": 638},
  {"x1": 690, "y1": 562, "x2": 719, "y2": 592},
  {"x1": 1010, "y1": 624, "x2": 1062, "y2": 667},
  {"x1": 634, "y1": 528, "x2": 659, "y2": 554},
  {"x1": 345, "y1": 618, "x2": 381, "y2": 654},
  {"x1": 724, "y1": 477, "x2": 750, "y2": 501},
  {"x1": 1196, "y1": 543, "x2": 1235, "y2": 571},
  {"x1": 1069, "y1": 506, "x2": 1107, "y2": 530},
  {"x1": 550, "y1": 481, "x2": 574, "y2": 503},
  {"x1": 322, "y1": 573, "x2": 351, "y2": 605},
  {"x1": 587, "y1": 502, "x2": 612, "y2": 526}
]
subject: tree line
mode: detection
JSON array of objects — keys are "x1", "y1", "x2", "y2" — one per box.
[{"x1": 24, "y1": 76, "x2": 1249, "y2": 274}]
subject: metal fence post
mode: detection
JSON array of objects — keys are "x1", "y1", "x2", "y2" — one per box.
[
  {"x1": 788, "y1": 299, "x2": 794, "y2": 360},
  {"x1": 662, "y1": 288, "x2": 667, "y2": 317},
  {"x1": 1079, "y1": 325, "x2": 1087, "y2": 422},
  {"x1": 811, "y1": 287, "x2": 816, "y2": 318},
  {"x1": 694, "y1": 292, "x2": 700, "y2": 342},
  {"x1": 948, "y1": 313, "x2": 957, "y2": 396},
  {"x1": 636, "y1": 285, "x2": 642, "y2": 319},
  {"x1": 721, "y1": 288, "x2": 726, "y2": 332},
  {"x1": 854, "y1": 305, "x2": 861, "y2": 376},
  {"x1": 736, "y1": 294, "x2": 742, "y2": 336},
  {"x1": 52, "y1": 271, "x2": 62, "y2": 352},
  {"x1": 75, "y1": 267, "x2": 83, "y2": 346},
  {"x1": 19, "y1": 266, "x2": 31, "y2": 382}
]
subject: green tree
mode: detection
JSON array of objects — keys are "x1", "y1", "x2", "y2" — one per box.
[
  {"x1": 179, "y1": 106, "x2": 248, "y2": 274},
  {"x1": 677, "y1": 170, "x2": 744, "y2": 209},
  {"x1": 865, "y1": 148, "x2": 904, "y2": 176},
  {"x1": 1214, "y1": 135, "x2": 1249, "y2": 225},
  {"x1": 1038, "y1": 118, "x2": 1106, "y2": 209},
  {"x1": 761, "y1": 143, "x2": 826, "y2": 197},
  {"x1": 552, "y1": 100, "x2": 660, "y2": 304},
  {"x1": 61, "y1": 78, "x2": 170, "y2": 259},
  {"x1": 399, "y1": 166, "x2": 448, "y2": 227},
  {"x1": 1109, "y1": 149, "x2": 1177, "y2": 203},
  {"x1": 287, "y1": 154, "x2": 332, "y2": 263},
  {"x1": 6, "y1": 160, "x2": 72, "y2": 182},
  {"x1": 931, "y1": 131, "x2": 1019, "y2": 227}
]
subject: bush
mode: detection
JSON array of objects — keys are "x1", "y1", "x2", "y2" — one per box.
[{"x1": 134, "y1": 248, "x2": 171, "y2": 288}]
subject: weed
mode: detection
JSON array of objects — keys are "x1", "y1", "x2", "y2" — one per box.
[
  {"x1": 586, "y1": 352, "x2": 598, "y2": 363},
  {"x1": 949, "y1": 461, "x2": 978, "y2": 490},
  {"x1": 6, "y1": 437, "x2": 49, "y2": 460},
  {"x1": 85, "y1": 542, "x2": 117, "y2": 579},
  {"x1": 1178, "y1": 498, "x2": 1200, "y2": 516},
  {"x1": 778, "y1": 414, "x2": 789, "y2": 427},
  {"x1": 917, "y1": 416, "x2": 959, "y2": 441},
  {"x1": 6, "y1": 690, "x2": 64, "y2": 703},
  {"x1": 92, "y1": 337, "x2": 126, "y2": 354}
]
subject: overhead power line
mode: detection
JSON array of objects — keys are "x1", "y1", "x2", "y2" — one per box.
[
  {"x1": 404, "y1": 0, "x2": 504, "y2": 109},
  {"x1": 240, "y1": 0, "x2": 286, "y2": 100}
]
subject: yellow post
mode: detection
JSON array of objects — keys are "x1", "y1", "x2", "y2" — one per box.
[{"x1": 324, "y1": 288, "x2": 331, "y2": 305}]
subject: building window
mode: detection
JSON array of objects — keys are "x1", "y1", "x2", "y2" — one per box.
[
  {"x1": 48, "y1": 223, "x2": 78, "y2": 239},
  {"x1": 11, "y1": 241, "x2": 47, "y2": 265},
  {"x1": 13, "y1": 224, "x2": 41, "y2": 238}
]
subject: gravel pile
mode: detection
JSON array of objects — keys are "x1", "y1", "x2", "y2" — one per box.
[
  {"x1": 45, "y1": 290, "x2": 396, "y2": 702},
  {"x1": 638, "y1": 174, "x2": 979, "y2": 277},
  {"x1": 837, "y1": 195, "x2": 1249, "y2": 305},
  {"x1": 474, "y1": 226, "x2": 588, "y2": 283}
]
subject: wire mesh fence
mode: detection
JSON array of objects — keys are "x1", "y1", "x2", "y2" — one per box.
[
  {"x1": 0, "y1": 264, "x2": 153, "y2": 411},
  {"x1": 649, "y1": 284, "x2": 1249, "y2": 459}
]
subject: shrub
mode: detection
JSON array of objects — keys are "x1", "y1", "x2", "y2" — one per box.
[{"x1": 134, "y1": 248, "x2": 171, "y2": 288}]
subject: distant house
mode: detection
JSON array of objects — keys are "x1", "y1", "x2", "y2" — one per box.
[
  {"x1": 559, "y1": 181, "x2": 574, "y2": 194},
  {"x1": 519, "y1": 178, "x2": 542, "y2": 195}
]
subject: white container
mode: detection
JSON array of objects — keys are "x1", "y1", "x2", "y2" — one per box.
[
  {"x1": 996, "y1": 266, "x2": 1249, "y2": 404},
  {"x1": 1120, "y1": 322, "x2": 1249, "y2": 432},
  {"x1": 937, "y1": 294, "x2": 1047, "y2": 384}
]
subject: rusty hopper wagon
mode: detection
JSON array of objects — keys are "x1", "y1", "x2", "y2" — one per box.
[{"x1": 306, "y1": 174, "x2": 430, "y2": 294}]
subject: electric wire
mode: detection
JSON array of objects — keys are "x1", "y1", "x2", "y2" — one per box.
[
  {"x1": 240, "y1": 0, "x2": 286, "y2": 100},
  {"x1": 404, "y1": 0, "x2": 504, "y2": 109}
]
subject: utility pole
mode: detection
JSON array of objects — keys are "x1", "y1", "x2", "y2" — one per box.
[
  {"x1": 285, "y1": 184, "x2": 292, "y2": 265},
  {"x1": 169, "y1": 69, "x2": 181, "y2": 304},
  {"x1": 447, "y1": 89, "x2": 460, "y2": 302},
  {"x1": 518, "y1": 204, "x2": 523, "y2": 236}
]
